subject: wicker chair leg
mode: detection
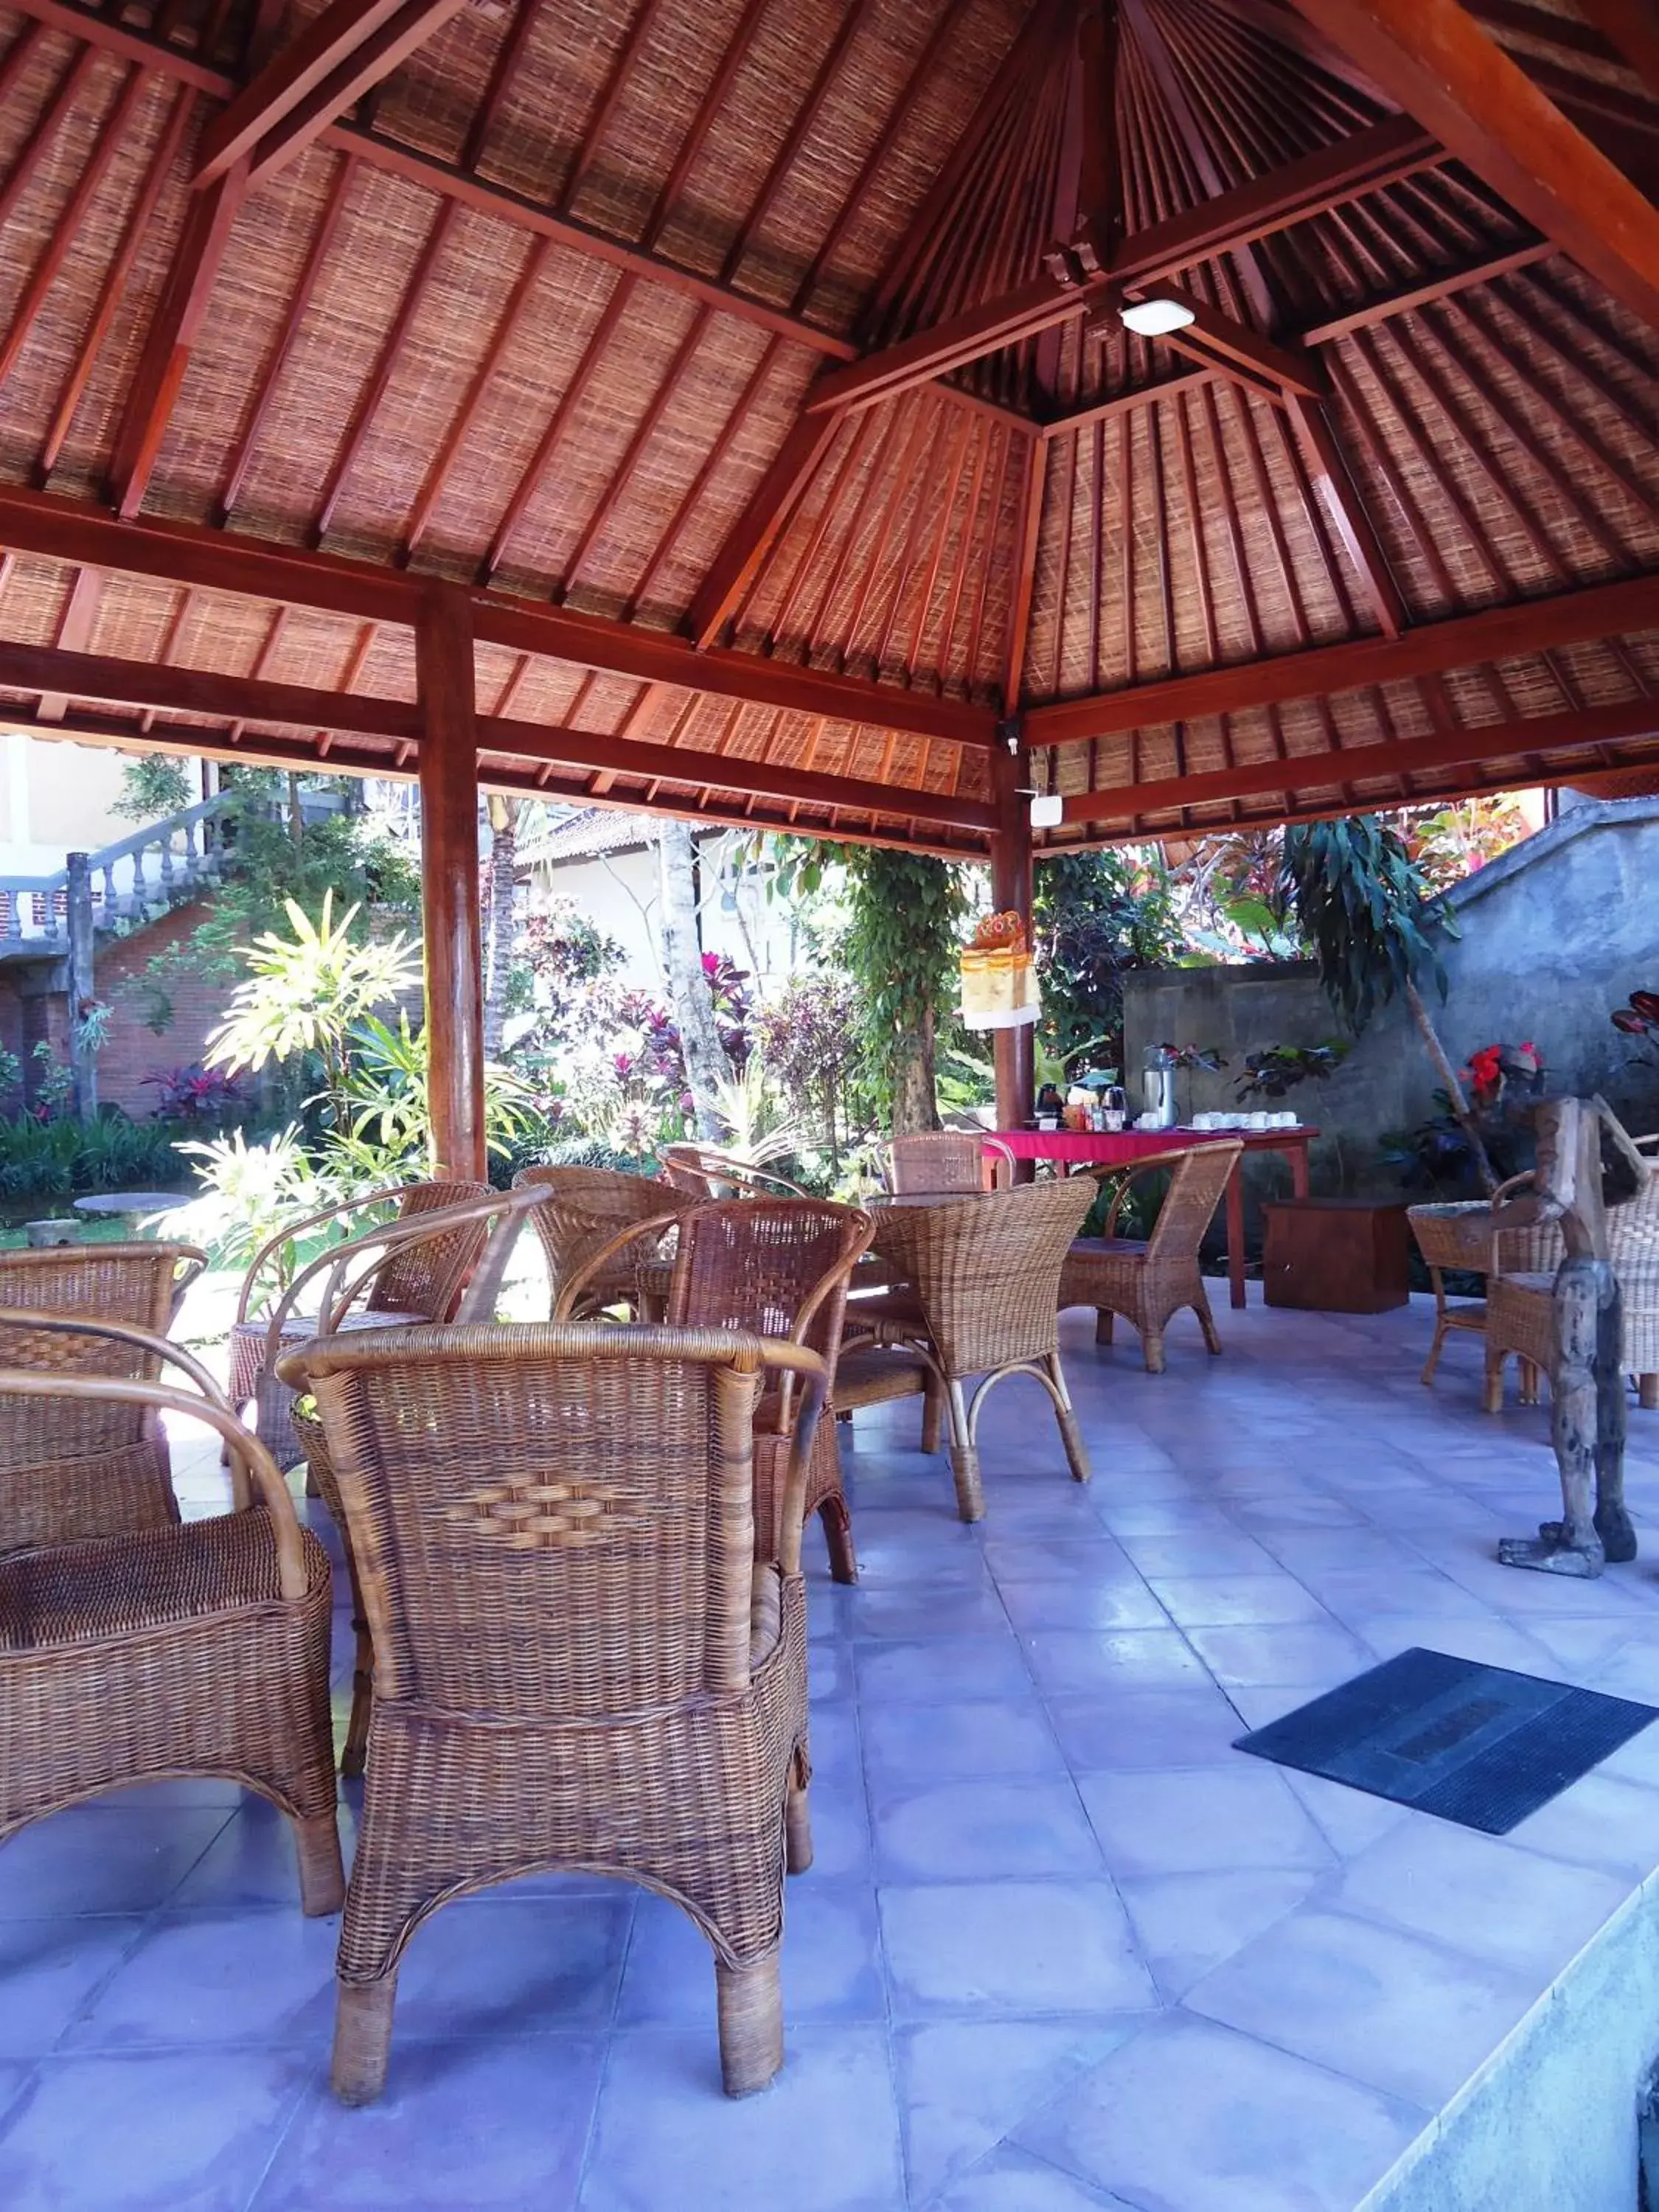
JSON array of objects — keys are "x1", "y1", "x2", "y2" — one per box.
[
  {"x1": 920, "y1": 1374, "x2": 944, "y2": 1455},
  {"x1": 332, "y1": 1975, "x2": 398, "y2": 2105},
  {"x1": 785, "y1": 1758, "x2": 813, "y2": 1874},
  {"x1": 1520, "y1": 1358, "x2": 1542, "y2": 1406},
  {"x1": 1193, "y1": 1284, "x2": 1222, "y2": 1356},
  {"x1": 341, "y1": 1646, "x2": 372, "y2": 1780},
  {"x1": 1641, "y1": 1375, "x2": 1659, "y2": 1412},
  {"x1": 1094, "y1": 1309, "x2": 1114, "y2": 1345},
  {"x1": 1483, "y1": 1347, "x2": 1506, "y2": 1415},
  {"x1": 943, "y1": 1377, "x2": 983, "y2": 1521},
  {"x1": 1420, "y1": 1315, "x2": 1448, "y2": 1387},
  {"x1": 293, "y1": 1812, "x2": 347, "y2": 1917},
  {"x1": 1046, "y1": 1354, "x2": 1091, "y2": 1485},
  {"x1": 715, "y1": 1948, "x2": 784, "y2": 2097},
  {"x1": 1141, "y1": 1326, "x2": 1166, "y2": 1376},
  {"x1": 818, "y1": 1494, "x2": 858, "y2": 1585}
]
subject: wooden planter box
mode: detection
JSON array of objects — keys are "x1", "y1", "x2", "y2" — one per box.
[{"x1": 1262, "y1": 1197, "x2": 1413, "y2": 1312}]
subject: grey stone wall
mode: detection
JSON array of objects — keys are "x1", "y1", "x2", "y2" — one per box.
[{"x1": 1124, "y1": 796, "x2": 1659, "y2": 1200}]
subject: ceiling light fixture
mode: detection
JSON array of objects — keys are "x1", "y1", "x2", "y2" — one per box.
[
  {"x1": 1029, "y1": 792, "x2": 1064, "y2": 829},
  {"x1": 1119, "y1": 297, "x2": 1196, "y2": 338}
]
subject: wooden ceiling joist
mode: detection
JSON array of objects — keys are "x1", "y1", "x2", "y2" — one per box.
[
  {"x1": 0, "y1": 490, "x2": 997, "y2": 749},
  {"x1": 1285, "y1": 0, "x2": 1659, "y2": 330},
  {"x1": 1063, "y1": 694, "x2": 1659, "y2": 827},
  {"x1": 1028, "y1": 574, "x2": 1659, "y2": 745},
  {"x1": 0, "y1": 639, "x2": 995, "y2": 834},
  {"x1": 195, "y1": 0, "x2": 467, "y2": 189}
]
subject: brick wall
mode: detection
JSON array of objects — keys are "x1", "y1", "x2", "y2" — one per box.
[{"x1": 93, "y1": 902, "x2": 237, "y2": 1115}]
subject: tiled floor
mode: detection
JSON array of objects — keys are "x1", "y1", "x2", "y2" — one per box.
[{"x1": 8, "y1": 1293, "x2": 1659, "y2": 2210}]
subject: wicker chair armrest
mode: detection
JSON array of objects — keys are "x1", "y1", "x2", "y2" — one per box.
[
  {"x1": 754, "y1": 1339, "x2": 828, "y2": 1576},
  {"x1": 1068, "y1": 1150, "x2": 1188, "y2": 1237},
  {"x1": 551, "y1": 1210, "x2": 687, "y2": 1320},
  {"x1": 0, "y1": 1357, "x2": 302, "y2": 1593},
  {"x1": 1487, "y1": 1171, "x2": 1537, "y2": 1279},
  {"x1": 170, "y1": 1246, "x2": 210, "y2": 1305},
  {"x1": 233, "y1": 1181, "x2": 413, "y2": 1324}
]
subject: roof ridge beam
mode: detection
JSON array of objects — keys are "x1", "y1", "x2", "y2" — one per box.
[{"x1": 1026, "y1": 573, "x2": 1659, "y2": 745}]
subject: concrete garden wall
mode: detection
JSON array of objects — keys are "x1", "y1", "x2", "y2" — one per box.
[{"x1": 1123, "y1": 796, "x2": 1659, "y2": 1202}]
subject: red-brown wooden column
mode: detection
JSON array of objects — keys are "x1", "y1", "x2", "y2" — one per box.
[
  {"x1": 415, "y1": 583, "x2": 486, "y2": 1180},
  {"x1": 990, "y1": 730, "x2": 1034, "y2": 1141}
]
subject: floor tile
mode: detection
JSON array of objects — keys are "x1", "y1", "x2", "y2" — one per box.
[
  {"x1": 170, "y1": 1801, "x2": 354, "y2": 1912},
  {"x1": 1184, "y1": 1905, "x2": 1538, "y2": 2109},
  {"x1": 617, "y1": 1882, "x2": 883, "y2": 2028},
  {"x1": 578, "y1": 2026, "x2": 905, "y2": 2212},
  {"x1": 855, "y1": 1634, "x2": 1033, "y2": 1705},
  {"x1": 389, "y1": 1893, "x2": 633, "y2": 2038},
  {"x1": 1078, "y1": 1764, "x2": 1335, "y2": 1879},
  {"x1": 896, "y1": 2020, "x2": 1135, "y2": 2202},
  {"x1": 251, "y1": 2036, "x2": 605, "y2": 2211},
  {"x1": 880, "y1": 1881, "x2": 1158, "y2": 2019},
  {"x1": 1112, "y1": 1531, "x2": 1279, "y2": 1577},
  {"x1": 1181, "y1": 1621, "x2": 1377, "y2": 1689},
  {"x1": 0, "y1": 2050, "x2": 310, "y2": 2212},
  {"x1": 1143, "y1": 1574, "x2": 1333, "y2": 1628},
  {"x1": 993, "y1": 1578, "x2": 1169, "y2": 1633},
  {"x1": 1043, "y1": 1686, "x2": 1242, "y2": 1773},
  {"x1": 1012, "y1": 2011, "x2": 1424, "y2": 2211},
  {"x1": 872, "y1": 1780, "x2": 1103, "y2": 1882},
  {"x1": 0, "y1": 1916, "x2": 148, "y2": 2057},
  {"x1": 1020, "y1": 1629, "x2": 1208, "y2": 1696},
  {"x1": 863, "y1": 1698, "x2": 1066, "y2": 1790},
  {"x1": 1116, "y1": 1868, "x2": 1321, "y2": 1999},
  {"x1": 61, "y1": 1907, "x2": 338, "y2": 2051},
  {"x1": 0, "y1": 1806, "x2": 234, "y2": 1918},
  {"x1": 929, "y1": 2144, "x2": 1139, "y2": 2211}
]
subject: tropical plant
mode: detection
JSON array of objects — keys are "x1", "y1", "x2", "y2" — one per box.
[
  {"x1": 335, "y1": 1009, "x2": 541, "y2": 1173},
  {"x1": 158, "y1": 1125, "x2": 327, "y2": 1275},
  {"x1": 0, "y1": 1110, "x2": 192, "y2": 1201},
  {"x1": 112, "y1": 754, "x2": 194, "y2": 824},
  {"x1": 205, "y1": 892, "x2": 422, "y2": 1132},
  {"x1": 841, "y1": 847, "x2": 969, "y2": 1131},
  {"x1": 1612, "y1": 989, "x2": 1659, "y2": 1066},
  {"x1": 754, "y1": 973, "x2": 874, "y2": 1168},
  {"x1": 1234, "y1": 1042, "x2": 1350, "y2": 1102},
  {"x1": 706, "y1": 1056, "x2": 807, "y2": 1169},
  {"x1": 142, "y1": 1064, "x2": 251, "y2": 1122},
  {"x1": 1278, "y1": 816, "x2": 1497, "y2": 1193},
  {"x1": 1033, "y1": 849, "x2": 1186, "y2": 1073}
]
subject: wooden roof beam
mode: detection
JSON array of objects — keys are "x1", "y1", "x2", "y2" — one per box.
[
  {"x1": 195, "y1": 0, "x2": 466, "y2": 188},
  {"x1": 810, "y1": 114, "x2": 1441, "y2": 416},
  {"x1": 1143, "y1": 286, "x2": 1327, "y2": 400},
  {"x1": 1571, "y1": 1, "x2": 1659, "y2": 102},
  {"x1": 1284, "y1": 0, "x2": 1659, "y2": 330},
  {"x1": 1061, "y1": 692, "x2": 1659, "y2": 826},
  {"x1": 685, "y1": 412, "x2": 841, "y2": 647},
  {"x1": 0, "y1": 641, "x2": 994, "y2": 835},
  {"x1": 0, "y1": 486, "x2": 998, "y2": 748},
  {"x1": 1026, "y1": 571, "x2": 1659, "y2": 744},
  {"x1": 1282, "y1": 390, "x2": 1407, "y2": 635}
]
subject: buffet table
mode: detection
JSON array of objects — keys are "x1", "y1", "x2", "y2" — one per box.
[{"x1": 989, "y1": 1125, "x2": 1317, "y2": 1309}]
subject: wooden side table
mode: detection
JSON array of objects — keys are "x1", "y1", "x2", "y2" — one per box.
[{"x1": 1262, "y1": 1197, "x2": 1413, "y2": 1313}]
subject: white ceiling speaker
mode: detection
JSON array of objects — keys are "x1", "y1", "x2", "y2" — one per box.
[
  {"x1": 1029, "y1": 791, "x2": 1064, "y2": 828},
  {"x1": 1119, "y1": 297, "x2": 1197, "y2": 338}
]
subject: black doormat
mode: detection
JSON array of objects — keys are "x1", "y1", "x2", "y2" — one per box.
[{"x1": 1234, "y1": 1645, "x2": 1659, "y2": 1834}]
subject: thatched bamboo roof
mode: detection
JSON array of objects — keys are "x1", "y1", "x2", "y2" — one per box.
[{"x1": 0, "y1": 0, "x2": 1652, "y2": 852}]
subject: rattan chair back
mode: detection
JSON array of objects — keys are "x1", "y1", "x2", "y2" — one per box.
[
  {"x1": 513, "y1": 1166, "x2": 695, "y2": 1313},
  {"x1": 1141, "y1": 1141, "x2": 1240, "y2": 1262},
  {"x1": 284, "y1": 1322, "x2": 827, "y2": 1718},
  {"x1": 661, "y1": 1144, "x2": 807, "y2": 1200},
  {"x1": 0, "y1": 1242, "x2": 208, "y2": 1550},
  {"x1": 667, "y1": 1200, "x2": 874, "y2": 1380},
  {"x1": 233, "y1": 1178, "x2": 490, "y2": 1333},
  {"x1": 886, "y1": 1131, "x2": 1013, "y2": 1195},
  {"x1": 871, "y1": 1178, "x2": 1095, "y2": 1376}
]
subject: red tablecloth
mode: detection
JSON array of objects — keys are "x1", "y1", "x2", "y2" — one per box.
[{"x1": 991, "y1": 1127, "x2": 1234, "y2": 1165}]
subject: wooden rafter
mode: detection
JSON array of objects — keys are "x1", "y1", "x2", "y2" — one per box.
[
  {"x1": 1281, "y1": 391, "x2": 1407, "y2": 634},
  {"x1": 686, "y1": 412, "x2": 841, "y2": 647},
  {"x1": 107, "y1": 163, "x2": 247, "y2": 519},
  {"x1": 1027, "y1": 572, "x2": 1659, "y2": 744},
  {"x1": 1571, "y1": 1, "x2": 1659, "y2": 103},
  {"x1": 1062, "y1": 693, "x2": 1659, "y2": 825},
  {"x1": 1285, "y1": 0, "x2": 1659, "y2": 330},
  {"x1": 195, "y1": 0, "x2": 467, "y2": 188},
  {"x1": 0, "y1": 487, "x2": 998, "y2": 748}
]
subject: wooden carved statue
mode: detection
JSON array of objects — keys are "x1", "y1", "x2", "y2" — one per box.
[{"x1": 1495, "y1": 1096, "x2": 1649, "y2": 1578}]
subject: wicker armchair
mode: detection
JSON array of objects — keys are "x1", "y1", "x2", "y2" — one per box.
[
  {"x1": 1484, "y1": 1141, "x2": 1659, "y2": 1413},
  {"x1": 1057, "y1": 1140, "x2": 1242, "y2": 1373},
  {"x1": 280, "y1": 1183, "x2": 560, "y2": 1778},
  {"x1": 886, "y1": 1130, "x2": 1014, "y2": 1197},
  {"x1": 853, "y1": 1177, "x2": 1094, "y2": 1521},
  {"x1": 513, "y1": 1164, "x2": 695, "y2": 1316},
  {"x1": 0, "y1": 1315, "x2": 342, "y2": 1917},
  {"x1": 1408, "y1": 1196, "x2": 1565, "y2": 1388},
  {"x1": 280, "y1": 1321, "x2": 827, "y2": 2104},
  {"x1": 661, "y1": 1144, "x2": 807, "y2": 1200},
  {"x1": 0, "y1": 1242, "x2": 207, "y2": 1555},
  {"x1": 664, "y1": 1199, "x2": 874, "y2": 1582},
  {"x1": 229, "y1": 1178, "x2": 492, "y2": 1465}
]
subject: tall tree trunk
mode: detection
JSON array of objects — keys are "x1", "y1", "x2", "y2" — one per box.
[
  {"x1": 482, "y1": 796, "x2": 518, "y2": 1057},
  {"x1": 658, "y1": 820, "x2": 728, "y2": 1139},
  {"x1": 891, "y1": 1008, "x2": 940, "y2": 1135},
  {"x1": 1405, "y1": 978, "x2": 1499, "y2": 1196}
]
